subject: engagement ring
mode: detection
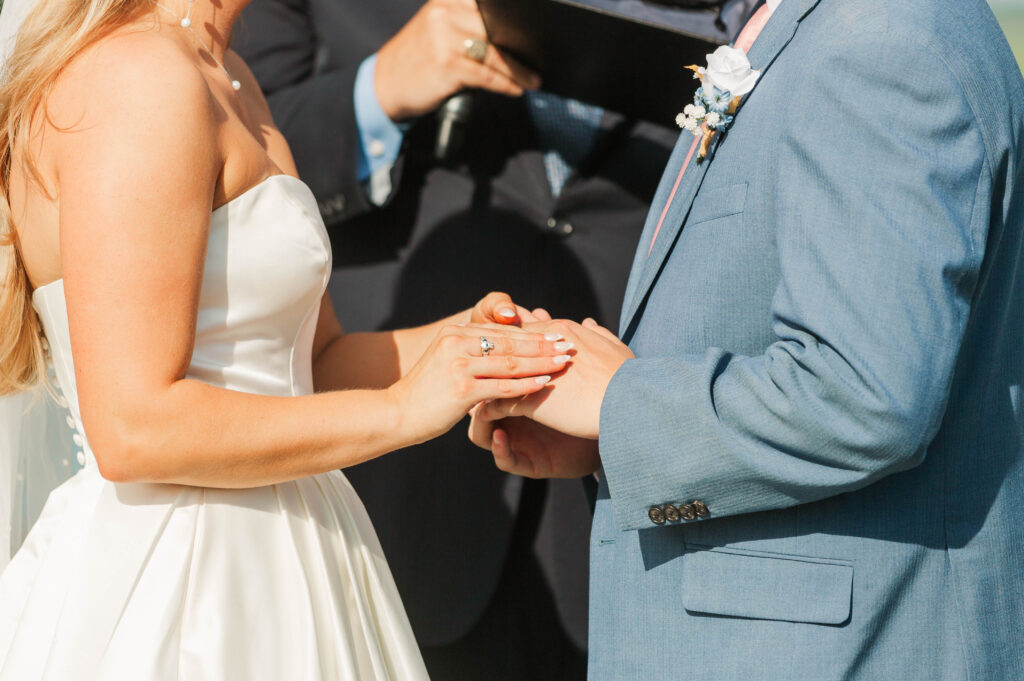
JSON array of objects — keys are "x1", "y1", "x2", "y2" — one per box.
[{"x1": 480, "y1": 336, "x2": 495, "y2": 356}]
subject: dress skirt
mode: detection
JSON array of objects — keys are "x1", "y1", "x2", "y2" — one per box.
[{"x1": 0, "y1": 466, "x2": 430, "y2": 681}]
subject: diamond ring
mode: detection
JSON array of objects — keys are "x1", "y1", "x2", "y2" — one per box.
[
  {"x1": 480, "y1": 336, "x2": 495, "y2": 356},
  {"x1": 463, "y1": 37, "x2": 489, "y2": 64}
]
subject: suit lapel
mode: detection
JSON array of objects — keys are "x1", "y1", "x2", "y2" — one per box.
[
  {"x1": 619, "y1": 0, "x2": 823, "y2": 339},
  {"x1": 618, "y1": 130, "x2": 697, "y2": 333}
]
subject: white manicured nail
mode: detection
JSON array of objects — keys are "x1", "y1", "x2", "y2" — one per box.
[
  {"x1": 553, "y1": 355, "x2": 572, "y2": 364},
  {"x1": 535, "y1": 375, "x2": 552, "y2": 385},
  {"x1": 553, "y1": 341, "x2": 574, "y2": 353},
  {"x1": 499, "y1": 308, "x2": 517, "y2": 318},
  {"x1": 544, "y1": 333, "x2": 563, "y2": 341}
]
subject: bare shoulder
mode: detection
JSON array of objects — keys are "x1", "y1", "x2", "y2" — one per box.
[
  {"x1": 224, "y1": 49, "x2": 275, "y2": 121},
  {"x1": 47, "y1": 26, "x2": 218, "y2": 148},
  {"x1": 224, "y1": 48, "x2": 299, "y2": 174},
  {"x1": 224, "y1": 49, "x2": 260, "y2": 95}
]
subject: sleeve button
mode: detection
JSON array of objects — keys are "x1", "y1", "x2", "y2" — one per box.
[
  {"x1": 648, "y1": 506, "x2": 667, "y2": 525},
  {"x1": 663, "y1": 504, "x2": 680, "y2": 522},
  {"x1": 679, "y1": 503, "x2": 696, "y2": 521},
  {"x1": 693, "y1": 500, "x2": 710, "y2": 518}
]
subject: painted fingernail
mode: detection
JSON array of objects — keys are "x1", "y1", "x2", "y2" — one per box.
[
  {"x1": 553, "y1": 355, "x2": 572, "y2": 364},
  {"x1": 544, "y1": 333, "x2": 564, "y2": 341},
  {"x1": 535, "y1": 375, "x2": 552, "y2": 385},
  {"x1": 499, "y1": 308, "x2": 517, "y2": 318},
  {"x1": 553, "y1": 341, "x2": 574, "y2": 352}
]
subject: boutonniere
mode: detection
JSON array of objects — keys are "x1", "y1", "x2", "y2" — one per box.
[{"x1": 676, "y1": 46, "x2": 761, "y2": 163}]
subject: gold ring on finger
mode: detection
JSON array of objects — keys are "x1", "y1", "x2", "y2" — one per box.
[
  {"x1": 463, "y1": 37, "x2": 489, "y2": 63},
  {"x1": 480, "y1": 336, "x2": 495, "y2": 356}
]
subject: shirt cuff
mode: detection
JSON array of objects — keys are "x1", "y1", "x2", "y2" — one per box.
[{"x1": 354, "y1": 54, "x2": 406, "y2": 203}]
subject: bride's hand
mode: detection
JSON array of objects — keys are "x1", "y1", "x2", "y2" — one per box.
[{"x1": 386, "y1": 324, "x2": 573, "y2": 444}]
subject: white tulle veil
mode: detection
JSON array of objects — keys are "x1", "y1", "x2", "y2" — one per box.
[{"x1": 0, "y1": 0, "x2": 77, "y2": 570}]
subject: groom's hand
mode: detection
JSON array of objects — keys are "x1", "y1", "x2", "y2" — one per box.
[
  {"x1": 476, "y1": 318, "x2": 634, "y2": 440},
  {"x1": 469, "y1": 413, "x2": 600, "y2": 479},
  {"x1": 468, "y1": 292, "x2": 550, "y2": 327}
]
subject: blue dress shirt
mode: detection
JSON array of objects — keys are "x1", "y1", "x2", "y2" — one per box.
[{"x1": 353, "y1": 55, "x2": 407, "y2": 205}]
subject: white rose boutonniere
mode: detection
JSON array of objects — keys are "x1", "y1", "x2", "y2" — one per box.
[
  {"x1": 675, "y1": 46, "x2": 761, "y2": 163},
  {"x1": 704, "y1": 46, "x2": 760, "y2": 97}
]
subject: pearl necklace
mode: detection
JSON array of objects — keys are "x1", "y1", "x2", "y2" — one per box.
[{"x1": 150, "y1": 0, "x2": 241, "y2": 91}]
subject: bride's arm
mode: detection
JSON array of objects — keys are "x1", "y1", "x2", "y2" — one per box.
[
  {"x1": 310, "y1": 293, "x2": 537, "y2": 392},
  {"x1": 48, "y1": 36, "x2": 561, "y2": 489}
]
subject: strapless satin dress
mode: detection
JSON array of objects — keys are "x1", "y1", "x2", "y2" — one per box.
[{"x1": 0, "y1": 176, "x2": 430, "y2": 680}]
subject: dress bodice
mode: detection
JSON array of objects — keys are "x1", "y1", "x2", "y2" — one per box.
[
  {"x1": 31, "y1": 175, "x2": 332, "y2": 466},
  {"x1": 5, "y1": 181, "x2": 427, "y2": 681}
]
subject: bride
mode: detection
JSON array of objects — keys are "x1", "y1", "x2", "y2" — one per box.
[{"x1": 0, "y1": 0, "x2": 573, "y2": 677}]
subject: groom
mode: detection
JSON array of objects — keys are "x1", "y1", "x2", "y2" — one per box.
[{"x1": 472, "y1": 0, "x2": 1024, "y2": 678}]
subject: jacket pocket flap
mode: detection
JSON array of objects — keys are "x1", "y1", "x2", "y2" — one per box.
[
  {"x1": 681, "y1": 548, "x2": 853, "y2": 625},
  {"x1": 685, "y1": 182, "x2": 748, "y2": 227}
]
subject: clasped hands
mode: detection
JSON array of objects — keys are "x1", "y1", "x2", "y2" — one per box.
[{"x1": 468, "y1": 295, "x2": 635, "y2": 479}]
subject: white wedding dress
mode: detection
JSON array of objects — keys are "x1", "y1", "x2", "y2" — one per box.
[{"x1": 0, "y1": 175, "x2": 430, "y2": 680}]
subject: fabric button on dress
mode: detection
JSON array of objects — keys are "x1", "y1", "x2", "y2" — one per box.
[
  {"x1": 648, "y1": 506, "x2": 667, "y2": 525},
  {"x1": 72, "y1": 433, "x2": 84, "y2": 447},
  {"x1": 65, "y1": 415, "x2": 76, "y2": 429},
  {"x1": 75, "y1": 451, "x2": 86, "y2": 466}
]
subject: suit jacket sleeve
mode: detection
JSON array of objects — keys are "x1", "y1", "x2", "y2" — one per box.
[
  {"x1": 234, "y1": 0, "x2": 391, "y2": 224},
  {"x1": 599, "y1": 32, "x2": 991, "y2": 531}
]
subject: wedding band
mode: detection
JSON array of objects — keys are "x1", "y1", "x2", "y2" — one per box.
[
  {"x1": 480, "y1": 336, "x2": 495, "y2": 356},
  {"x1": 463, "y1": 37, "x2": 489, "y2": 63}
]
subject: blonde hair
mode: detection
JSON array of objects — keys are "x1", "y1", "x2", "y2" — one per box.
[{"x1": 0, "y1": 0, "x2": 147, "y2": 395}]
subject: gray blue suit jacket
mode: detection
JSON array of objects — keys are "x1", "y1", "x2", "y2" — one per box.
[{"x1": 591, "y1": 0, "x2": 1024, "y2": 678}]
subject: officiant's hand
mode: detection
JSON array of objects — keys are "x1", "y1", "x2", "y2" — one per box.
[
  {"x1": 474, "y1": 318, "x2": 634, "y2": 440},
  {"x1": 469, "y1": 413, "x2": 601, "y2": 478},
  {"x1": 375, "y1": 0, "x2": 541, "y2": 122}
]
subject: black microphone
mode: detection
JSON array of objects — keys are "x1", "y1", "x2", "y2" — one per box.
[{"x1": 434, "y1": 93, "x2": 474, "y2": 163}]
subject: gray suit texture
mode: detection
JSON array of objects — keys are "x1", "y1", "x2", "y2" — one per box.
[{"x1": 590, "y1": 0, "x2": 1024, "y2": 678}]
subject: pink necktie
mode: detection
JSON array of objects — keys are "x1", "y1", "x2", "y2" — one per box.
[{"x1": 647, "y1": 2, "x2": 775, "y2": 255}]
